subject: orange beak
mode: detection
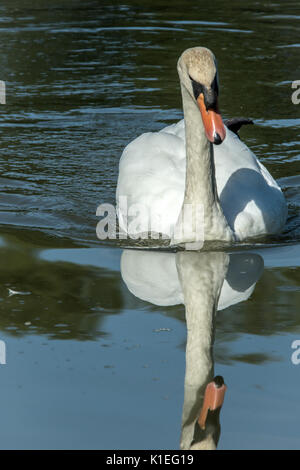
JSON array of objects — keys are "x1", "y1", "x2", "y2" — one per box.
[
  {"x1": 198, "y1": 377, "x2": 227, "y2": 430},
  {"x1": 197, "y1": 93, "x2": 226, "y2": 145}
]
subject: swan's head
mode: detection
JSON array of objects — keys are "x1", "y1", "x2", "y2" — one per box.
[
  {"x1": 177, "y1": 47, "x2": 226, "y2": 145},
  {"x1": 189, "y1": 376, "x2": 227, "y2": 451}
]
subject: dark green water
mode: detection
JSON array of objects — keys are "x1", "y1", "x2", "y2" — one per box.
[{"x1": 0, "y1": 0, "x2": 299, "y2": 449}]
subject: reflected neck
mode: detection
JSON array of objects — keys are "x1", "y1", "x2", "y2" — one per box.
[{"x1": 176, "y1": 251, "x2": 229, "y2": 450}]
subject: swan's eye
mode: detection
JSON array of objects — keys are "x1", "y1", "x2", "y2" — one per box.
[
  {"x1": 211, "y1": 74, "x2": 219, "y2": 96},
  {"x1": 189, "y1": 73, "x2": 219, "y2": 110},
  {"x1": 189, "y1": 75, "x2": 204, "y2": 100}
]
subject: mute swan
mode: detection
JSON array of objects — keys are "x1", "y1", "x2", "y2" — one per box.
[{"x1": 116, "y1": 47, "x2": 287, "y2": 245}]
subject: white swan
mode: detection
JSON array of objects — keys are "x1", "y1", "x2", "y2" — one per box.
[{"x1": 116, "y1": 47, "x2": 287, "y2": 245}]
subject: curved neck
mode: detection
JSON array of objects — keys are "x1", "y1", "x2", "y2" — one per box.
[
  {"x1": 173, "y1": 85, "x2": 234, "y2": 245},
  {"x1": 182, "y1": 85, "x2": 217, "y2": 208}
]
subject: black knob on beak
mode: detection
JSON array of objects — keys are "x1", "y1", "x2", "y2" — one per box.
[
  {"x1": 213, "y1": 375, "x2": 225, "y2": 388},
  {"x1": 213, "y1": 133, "x2": 222, "y2": 145}
]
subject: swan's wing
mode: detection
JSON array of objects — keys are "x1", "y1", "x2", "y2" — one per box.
[
  {"x1": 214, "y1": 128, "x2": 268, "y2": 193},
  {"x1": 214, "y1": 128, "x2": 287, "y2": 238},
  {"x1": 116, "y1": 120, "x2": 186, "y2": 235}
]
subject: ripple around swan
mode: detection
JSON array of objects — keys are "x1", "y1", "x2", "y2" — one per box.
[{"x1": 256, "y1": 118, "x2": 300, "y2": 128}]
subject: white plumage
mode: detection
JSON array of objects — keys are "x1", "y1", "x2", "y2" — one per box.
[{"x1": 117, "y1": 119, "x2": 287, "y2": 241}]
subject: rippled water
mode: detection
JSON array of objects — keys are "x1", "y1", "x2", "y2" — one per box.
[{"x1": 0, "y1": 0, "x2": 299, "y2": 450}]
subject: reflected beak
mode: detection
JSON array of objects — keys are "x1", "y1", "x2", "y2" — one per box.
[
  {"x1": 198, "y1": 376, "x2": 227, "y2": 430},
  {"x1": 197, "y1": 93, "x2": 226, "y2": 145}
]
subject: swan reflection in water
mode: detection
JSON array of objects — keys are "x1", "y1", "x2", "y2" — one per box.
[{"x1": 121, "y1": 248, "x2": 264, "y2": 450}]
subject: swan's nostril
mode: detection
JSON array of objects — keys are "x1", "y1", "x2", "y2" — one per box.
[{"x1": 213, "y1": 133, "x2": 222, "y2": 145}]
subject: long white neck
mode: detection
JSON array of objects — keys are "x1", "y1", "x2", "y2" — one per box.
[
  {"x1": 172, "y1": 85, "x2": 234, "y2": 245},
  {"x1": 176, "y1": 251, "x2": 229, "y2": 450}
]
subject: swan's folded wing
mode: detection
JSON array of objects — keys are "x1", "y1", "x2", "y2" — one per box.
[
  {"x1": 116, "y1": 122, "x2": 186, "y2": 235},
  {"x1": 215, "y1": 129, "x2": 287, "y2": 238}
]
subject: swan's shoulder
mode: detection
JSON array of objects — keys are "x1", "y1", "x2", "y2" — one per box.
[
  {"x1": 119, "y1": 119, "x2": 185, "y2": 169},
  {"x1": 158, "y1": 119, "x2": 186, "y2": 139},
  {"x1": 117, "y1": 121, "x2": 186, "y2": 200}
]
